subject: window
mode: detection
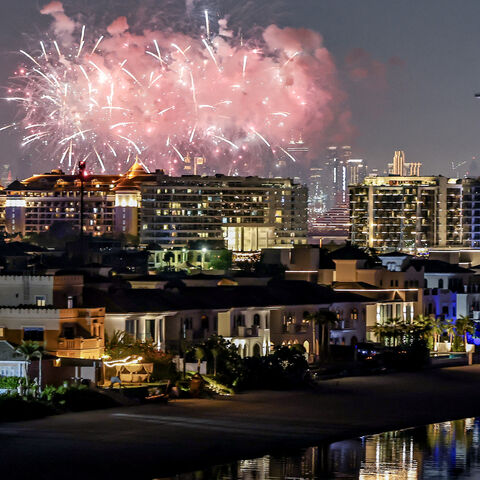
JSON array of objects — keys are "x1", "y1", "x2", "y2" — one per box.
[
  {"x1": 146, "y1": 319, "x2": 155, "y2": 340},
  {"x1": 201, "y1": 315, "x2": 209, "y2": 330},
  {"x1": 439, "y1": 279, "x2": 444, "y2": 289},
  {"x1": 350, "y1": 308, "x2": 358, "y2": 321},
  {"x1": 253, "y1": 314, "x2": 261, "y2": 327},
  {"x1": 23, "y1": 327, "x2": 44, "y2": 342},
  {"x1": 35, "y1": 296, "x2": 46, "y2": 307},
  {"x1": 126, "y1": 319, "x2": 136, "y2": 336}
]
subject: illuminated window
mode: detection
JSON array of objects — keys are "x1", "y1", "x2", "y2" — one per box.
[{"x1": 35, "y1": 296, "x2": 46, "y2": 307}]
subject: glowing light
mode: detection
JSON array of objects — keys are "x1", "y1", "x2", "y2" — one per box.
[
  {"x1": 104, "y1": 355, "x2": 143, "y2": 367},
  {"x1": 1, "y1": 9, "x2": 346, "y2": 175}
]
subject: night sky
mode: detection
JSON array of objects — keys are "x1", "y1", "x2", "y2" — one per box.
[{"x1": 1, "y1": 0, "x2": 480, "y2": 178}]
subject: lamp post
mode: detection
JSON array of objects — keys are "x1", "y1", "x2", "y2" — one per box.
[{"x1": 78, "y1": 160, "x2": 87, "y2": 263}]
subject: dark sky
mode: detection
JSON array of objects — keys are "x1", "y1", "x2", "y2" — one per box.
[{"x1": 1, "y1": 0, "x2": 480, "y2": 177}]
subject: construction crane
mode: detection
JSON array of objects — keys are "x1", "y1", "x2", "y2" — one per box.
[{"x1": 451, "y1": 160, "x2": 467, "y2": 177}]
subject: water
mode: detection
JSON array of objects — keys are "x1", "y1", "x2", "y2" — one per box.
[{"x1": 163, "y1": 417, "x2": 480, "y2": 479}]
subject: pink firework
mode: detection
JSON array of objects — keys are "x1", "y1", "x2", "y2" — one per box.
[{"x1": 3, "y1": 2, "x2": 350, "y2": 174}]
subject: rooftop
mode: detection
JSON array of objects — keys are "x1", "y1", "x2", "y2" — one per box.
[{"x1": 84, "y1": 280, "x2": 371, "y2": 313}]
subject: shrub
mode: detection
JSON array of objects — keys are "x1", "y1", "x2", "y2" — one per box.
[{"x1": 0, "y1": 376, "x2": 22, "y2": 390}]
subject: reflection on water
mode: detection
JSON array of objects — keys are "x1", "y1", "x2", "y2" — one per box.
[{"x1": 163, "y1": 417, "x2": 480, "y2": 479}]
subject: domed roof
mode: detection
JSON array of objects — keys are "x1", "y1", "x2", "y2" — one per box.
[{"x1": 125, "y1": 156, "x2": 149, "y2": 178}]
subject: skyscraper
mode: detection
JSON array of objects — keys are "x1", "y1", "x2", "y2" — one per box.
[
  {"x1": 388, "y1": 150, "x2": 422, "y2": 176},
  {"x1": 347, "y1": 158, "x2": 368, "y2": 185}
]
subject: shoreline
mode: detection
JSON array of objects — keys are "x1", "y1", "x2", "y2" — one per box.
[{"x1": 3, "y1": 365, "x2": 480, "y2": 479}]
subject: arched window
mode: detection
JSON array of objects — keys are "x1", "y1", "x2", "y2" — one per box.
[
  {"x1": 303, "y1": 340, "x2": 310, "y2": 353},
  {"x1": 200, "y1": 315, "x2": 209, "y2": 330},
  {"x1": 253, "y1": 344, "x2": 261, "y2": 357},
  {"x1": 438, "y1": 279, "x2": 444, "y2": 289},
  {"x1": 350, "y1": 308, "x2": 358, "y2": 321},
  {"x1": 253, "y1": 314, "x2": 261, "y2": 327}
]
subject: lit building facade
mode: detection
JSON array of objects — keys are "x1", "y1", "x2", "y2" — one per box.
[
  {"x1": 350, "y1": 176, "x2": 476, "y2": 253},
  {"x1": 140, "y1": 173, "x2": 308, "y2": 250},
  {"x1": 1, "y1": 160, "x2": 307, "y2": 251}
]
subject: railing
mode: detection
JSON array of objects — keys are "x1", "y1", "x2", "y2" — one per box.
[{"x1": 57, "y1": 337, "x2": 101, "y2": 350}]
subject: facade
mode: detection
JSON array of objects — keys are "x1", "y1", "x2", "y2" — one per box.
[
  {"x1": 91, "y1": 281, "x2": 376, "y2": 360},
  {"x1": 0, "y1": 273, "x2": 84, "y2": 308},
  {"x1": 1, "y1": 160, "x2": 307, "y2": 252},
  {"x1": 0, "y1": 306, "x2": 105, "y2": 359},
  {"x1": 349, "y1": 176, "x2": 473, "y2": 253},
  {"x1": 140, "y1": 173, "x2": 307, "y2": 250}
]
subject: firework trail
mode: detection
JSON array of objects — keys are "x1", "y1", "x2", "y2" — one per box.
[{"x1": 2, "y1": 1, "x2": 350, "y2": 174}]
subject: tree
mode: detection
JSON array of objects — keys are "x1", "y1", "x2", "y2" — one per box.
[
  {"x1": 430, "y1": 316, "x2": 446, "y2": 351},
  {"x1": 15, "y1": 341, "x2": 44, "y2": 390},
  {"x1": 195, "y1": 347, "x2": 205, "y2": 373},
  {"x1": 163, "y1": 251, "x2": 175, "y2": 270},
  {"x1": 371, "y1": 317, "x2": 409, "y2": 347},
  {"x1": 211, "y1": 346, "x2": 220, "y2": 377},
  {"x1": 455, "y1": 315, "x2": 475, "y2": 352},
  {"x1": 209, "y1": 250, "x2": 233, "y2": 270},
  {"x1": 445, "y1": 319, "x2": 456, "y2": 344},
  {"x1": 306, "y1": 310, "x2": 337, "y2": 361}
]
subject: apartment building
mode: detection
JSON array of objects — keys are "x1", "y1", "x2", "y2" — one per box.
[
  {"x1": 349, "y1": 176, "x2": 473, "y2": 253},
  {"x1": 140, "y1": 172, "x2": 308, "y2": 250},
  {"x1": 1, "y1": 159, "x2": 307, "y2": 251}
]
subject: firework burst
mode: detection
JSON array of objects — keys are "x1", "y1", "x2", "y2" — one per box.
[{"x1": 2, "y1": 2, "x2": 349, "y2": 175}]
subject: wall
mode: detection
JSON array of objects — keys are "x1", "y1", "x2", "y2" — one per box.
[{"x1": 0, "y1": 275, "x2": 53, "y2": 306}]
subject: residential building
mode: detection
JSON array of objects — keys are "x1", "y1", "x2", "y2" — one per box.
[
  {"x1": 349, "y1": 176, "x2": 471, "y2": 253},
  {"x1": 0, "y1": 273, "x2": 83, "y2": 308},
  {"x1": 0, "y1": 306, "x2": 105, "y2": 359},
  {"x1": 3, "y1": 159, "x2": 149, "y2": 237},
  {"x1": 90, "y1": 280, "x2": 378, "y2": 359},
  {"x1": 140, "y1": 173, "x2": 307, "y2": 250},
  {"x1": 1, "y1": 159, "x2": 307, "y2": 252}
]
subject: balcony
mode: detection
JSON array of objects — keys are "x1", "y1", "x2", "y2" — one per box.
[
  {"x1": 237, "y1": 326, "x2": 260, "y2": 337},
  {"x1": 56, "y1": 337, "x2": 103, "y2": 359}
]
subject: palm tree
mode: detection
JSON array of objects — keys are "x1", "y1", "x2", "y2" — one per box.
[
  {"x1": 409, "y1": 315, "x2": 433, "y2": 343},
  {"x1": 445, "y1": 319, "x2": 456, "y2": 344},
  {"x1": 15, "y1": 340, "x2": 44, "y2": 391},
  {"x1": 195, "y1": 346, "x2": 205, "y2": 373},
  {"x1": 211, "y1": 346, "x2": 220, "y2": 377},
  {"x1": 372, "y1": 317, "x2": 406, "y2": 346},
  {"x1": 430, "y1": 316, "x2": 446, "y2": 351},
  {"x1": 306, "y1": 310, "x2": 337, "y2": 362},
  {"x1": 455, "y1": 315, "x2": 475, "y2": 352}
]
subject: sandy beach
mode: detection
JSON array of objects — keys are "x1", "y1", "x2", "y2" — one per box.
[{"x1": 3, "y1": 365, "x2": 480, "y2": 479}]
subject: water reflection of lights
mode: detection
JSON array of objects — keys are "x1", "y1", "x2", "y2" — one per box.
[
  {"x1": 172, "y1": 417, "x2": 480, "y2": 479},
  {"x1": 360, "y1": 433, "x2": 417, "y2": 480}
]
